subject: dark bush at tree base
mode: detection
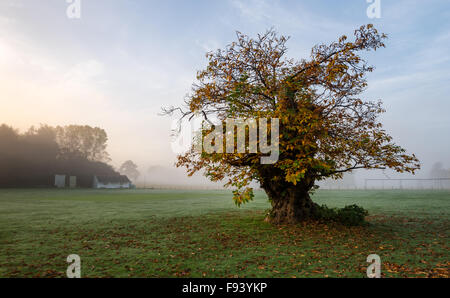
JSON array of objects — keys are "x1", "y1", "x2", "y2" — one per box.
[{"x1": 314, "y1": 204, "x2": 369, "y2": 226}]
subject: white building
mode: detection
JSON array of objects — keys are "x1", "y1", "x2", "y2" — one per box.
[
  {"x1": 54, "y1": 174, "x2": 66, "y2": 188},
  {"x1": 93, "y1": 175, "x2": 131, "y2": 189}
]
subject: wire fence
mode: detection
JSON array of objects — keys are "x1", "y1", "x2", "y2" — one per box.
[{"x1": 364, "y1": 178, "x2": 450, "y2": 190}]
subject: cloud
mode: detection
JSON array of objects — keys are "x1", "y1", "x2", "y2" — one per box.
[
  {"x1": 195, "y1": 39, "x2": 222, "y2": 54},
  {"x1": 62, "y1": 59, "x2": 105, "y2": 85},
  {"x1": 230, "y1": 0, "x2": 348, "y2": 34}
]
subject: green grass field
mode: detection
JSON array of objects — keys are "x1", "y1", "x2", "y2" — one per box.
[{"x1": 0, "y1": 189, "x2": 448, "y2": 278}]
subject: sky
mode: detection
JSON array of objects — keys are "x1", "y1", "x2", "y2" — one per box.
[{"x1": 0, "y1": 0, "x2": 449, "y2": 182}]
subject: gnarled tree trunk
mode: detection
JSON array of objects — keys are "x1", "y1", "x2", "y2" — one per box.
[
  {"x1": 267, "y1": 188, "x2": 318, "y2": 224},
  {"x1": 259, "y1": 168, "x2": 317, "y2": 224},
  {"x1": 260, "y1": 171, "x2": 318, "y2": 224}
]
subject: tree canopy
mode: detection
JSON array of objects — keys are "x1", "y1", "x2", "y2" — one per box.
[{"x1": 56, "y1": 125, "x2": 110, "y2": 163}]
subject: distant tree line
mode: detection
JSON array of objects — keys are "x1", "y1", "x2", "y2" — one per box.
[
  {"x1": 0, "y1": 124, "x2": 118, "y2": 187},
  {"x1": 118, "y1": 160, "x2": 140, "y2": 182}
]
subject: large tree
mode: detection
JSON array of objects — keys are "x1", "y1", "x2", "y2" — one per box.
[{"x1": 165, "y1": 25, "x2": 420, "y2": 224}]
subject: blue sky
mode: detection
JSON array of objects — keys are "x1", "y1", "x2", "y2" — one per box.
[{"x1": 0, "y1": 0, "x2": 449, "y2": 180}]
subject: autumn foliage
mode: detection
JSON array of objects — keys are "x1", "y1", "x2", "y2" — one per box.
[{"x1": 165, "y1": 25, "x2": 420, "y2": 224}]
